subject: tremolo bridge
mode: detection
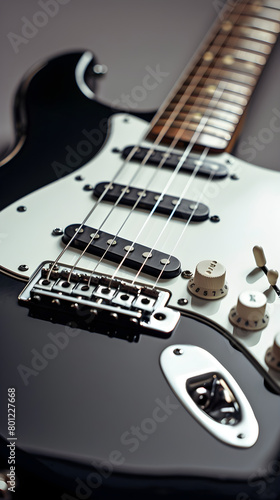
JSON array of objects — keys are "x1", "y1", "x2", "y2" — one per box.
[{"x1": 18, "y1": 262, "x2": 180, "y2": 340}]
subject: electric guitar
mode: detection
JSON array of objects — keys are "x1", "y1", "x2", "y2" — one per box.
[{"x1": 1, "y1": 1, "x2": 280, "y2": 498}]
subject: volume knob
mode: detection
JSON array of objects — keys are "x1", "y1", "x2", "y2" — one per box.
[
  {"x1": 229, "y1": 290, "x2": 269, "y2": 331},
  {"x1": 187, "y1": 260, "x2": 228, "y2": 300},
  {"x1": 265, "y1": 333, "x2": 280, "y2": 371}
]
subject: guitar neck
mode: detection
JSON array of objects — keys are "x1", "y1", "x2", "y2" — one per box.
[{"x1": 146, "y1": 0, "x2": 280, "y2": 153}]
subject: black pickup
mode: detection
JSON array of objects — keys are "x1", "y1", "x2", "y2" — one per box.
[
  {"x1": 122, "y1": 146, "x2": 228, "y2": 178},
  {"x1": 63, "y1": 224, "x2": 181, "y2": 278},
  {"x1": 94, "y1": 182, "x2": 209, "y2": 221}
]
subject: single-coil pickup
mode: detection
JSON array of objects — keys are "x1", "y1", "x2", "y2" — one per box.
[
  {"x1": 94, "y1": 182, "x2": 209, "y2": 222},
  {"x1": 122, "y1": 146, "x2": 228, "y2": 179},
  {"x1": 63, "y1": 224, "x2": 181, "y2": 278}
]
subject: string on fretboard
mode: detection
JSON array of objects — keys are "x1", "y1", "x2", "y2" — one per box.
[{"x1": 146, "y1": 0, "x2": 280, "y2": 153}]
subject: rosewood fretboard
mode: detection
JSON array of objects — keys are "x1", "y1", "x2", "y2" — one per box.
[{"x1": 146, "y1": 0, "x2": 280, "y2": 153}]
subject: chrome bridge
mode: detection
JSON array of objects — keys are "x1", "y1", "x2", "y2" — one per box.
[{"x1": 18, "y1": 262, "x2": 180, "y2": 340}]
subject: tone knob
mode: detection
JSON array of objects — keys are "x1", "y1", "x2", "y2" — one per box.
[
  {"x1": 229, "y1": 290, "x2": 269, "y2": 331},
  {"x1": 265, "y1": 333, "x2": 280, "y2": 371},
  {"x1": 187, "y1": 260, "x2": 228, "y2": 300}
]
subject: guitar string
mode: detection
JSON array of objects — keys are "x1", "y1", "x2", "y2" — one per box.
[
  {"x1": 110, "y1": 1, "x2": 253, "y2": 283},
  {"x1": 83, "y1": 0, "x2": 246, "y2": 282},
  {"x1": 66, "y1": 147, "x2": 157, "y2": 281},
  {"x1": 133, "y1": 147, "x2": 210, "y2": 287},
  {"x1": 146, "y1": 0, "x2": 278, "y2": 288},
  {"x1": 112, "y1": 83, "x2": 226, "y2": 285},
  {"x1": 46, "y1": 144, "x2": 153, "y2": 280},
  {"x1": 85, "y1": 81, "x2": 229, "y2": 281},
  {"x1": 48, "y1": 0, "x2": 248, "y2": 281},
  {"x1": 152, "y1": 163, "x2": 215, "y2": 289}
]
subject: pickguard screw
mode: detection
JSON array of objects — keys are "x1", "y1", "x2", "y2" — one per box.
[
  {"x1": 177, "y1": 298, "x2": 188, "y2": 306},
  {"x1": 18, "y1": 264, "x2": 29, "y2": 272},
  {"x1": 84, "y1": 184, "x2": 93, "y2": 191},
  {"x1": 52, "y1": 228, "x2": 63, "y2": 236},
  {"x1": 75, "y1": 175, "x2": 84, "y2": 181},
  {"x1": 173, "y1": 348, "x2": 183, "y2": 355},
  {"x1": 210, "y1": 215, "x2": 220, "y2": 223},
  {"x1": 230, "y1": 174, "x2": 239, "y2": 180},
  {"x1": 181, "y1": 270, "x2": 193, "y2": 279},
  {"x1": 112, "y1": 147, "x2": 120, "y2": 153},
  {"x1": 17, "y1": 206, "x2": 27, "y2": 212}
]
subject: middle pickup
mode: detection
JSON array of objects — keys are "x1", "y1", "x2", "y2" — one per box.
[{"x1": 93, "y1": 183, "x2": 209, "y2": 222}]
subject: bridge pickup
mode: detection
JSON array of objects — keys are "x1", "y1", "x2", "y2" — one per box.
[
  {"x1": 94, "y1": 182, "x2": 209, "y2": 222},
  {"x1": 18, "y1": 262, "x2": 180, "y2": 339},
  {"x1": 63, "y1": 224, "x2": 181, "y2": 278},
  {"x1": 122, "y1": 146, "x2": 228, "y2": 179}
]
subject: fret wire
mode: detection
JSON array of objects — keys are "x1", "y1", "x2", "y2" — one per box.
[
  {"x1": 163, "y1": 108, "x2": 239, "y2": 126},
  {"x1": 246, "y1": 0, "x2": 280, "y2": 9},
  {"x1": 160, "y1": 112, "x2": 236, "y2": 129},
  {"x1": 243, "y1": 5, "x2": 280, "y2": 21},
  {"x1": 214, "y1": 34, "x2": 273, "y2": 52},
  {"x1": 179, "y1": 78, "x2": 252, "y2": 96},
  {"x1": 235, "y1": 14, "x2": 280, "y2": 32},
  {"x1": 232, "y1": 25, "x2": 277, "y2": 42}
]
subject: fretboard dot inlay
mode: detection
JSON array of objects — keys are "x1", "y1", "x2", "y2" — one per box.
[
  {"x1": 206, "y1": 84, "x2": 217, "y2": 95},
  {"x1": 221, "y1": 20, "x2": 233, "y2": 32},
  {"x1": 222, "y1": 54, "x2": 235, "y2": 66},
  {"x1": 203, "y1": 51, "x2": 214, "y2": 62}
]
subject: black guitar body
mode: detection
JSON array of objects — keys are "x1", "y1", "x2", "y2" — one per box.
[{"x1": 1, "y1": 51, "x2": 280, "y2": 500}]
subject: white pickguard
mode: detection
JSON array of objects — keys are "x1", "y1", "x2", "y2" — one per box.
[{"x1": 1, "y1": 113, "x2": 280, "y2": 390}]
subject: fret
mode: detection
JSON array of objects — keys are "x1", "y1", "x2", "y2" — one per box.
[
  {"x1": 186, "y1": 64, "x2": 257, "y2": 87},
  {"x1": 215, "y1": 34, "x2": 272, "y2": 54},
  {"x1": 192, "y1": 87, "x2": 249, "y2": 107},
  {"x1": 236, "y1": 14, "x2": 280, "y2": 32},
  {"x1": 232, "y1": 25, "x2": 277, "y2": 42},
  {"x1": 217, "y1": 46, "x2": 267, "y2": 64},
  {"x1": 243, "y1": 5, "x2": 280, "y2": 21},
  {"x1": 171, "y1": 94, "x2": 244, "y2": 115},
  {"x1": 247, "y1": 0, "x2": 280, "y2": 10},
  {"x1": 208, "y1": 58, "x2": 262, "y2": 75},
  {"x1": 204, "y1": 67, "x2": 257, "y2": 86},
  {"x1": 165, "y1": 105, "x2": 240, "y2": 125},
  {"x1": 198, "y1": 44, "x2": 268, "y2": 64},
  {"x1": 156, "y1": 119, "x2": 232, "y2": 141},
  {"x1": 149, "y1": 127, "x2": 229, "y2": 151},
  {"x1": 161, "y1": 112, "x2": 236, "y2": 132},
  {"x1": 180, "y1": 78, "x2": 252, "y2": 96}
]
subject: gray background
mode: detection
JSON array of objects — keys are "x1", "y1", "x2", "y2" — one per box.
[{"x1": 0, "y1": 0, "x2": 279, "y2": 170}]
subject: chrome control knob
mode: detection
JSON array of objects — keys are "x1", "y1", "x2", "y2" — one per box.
[
  {"x1": 187, "y1": 260, "x2": 228, "y2": 300},
  {"x1": 229, "y1": 290, "x2": 269, "y2": 331},
  {"x1": 265, "y1": 333, "x2": 280, "y2": 371}
]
